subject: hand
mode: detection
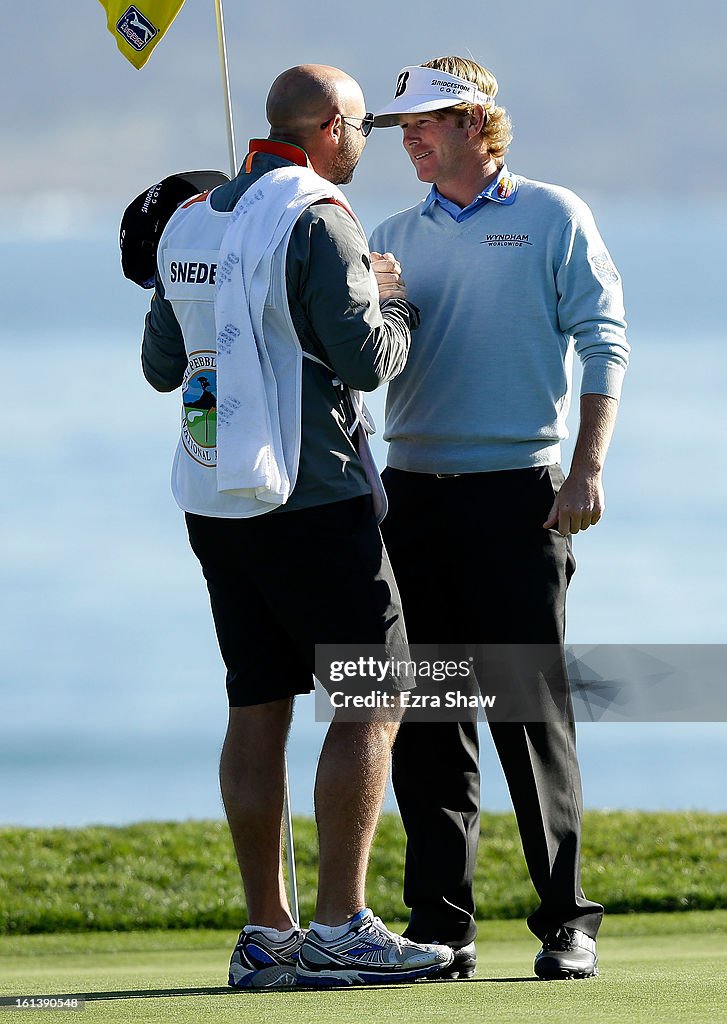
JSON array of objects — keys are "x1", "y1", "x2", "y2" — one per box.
[
  {"x1": 543, "y1": 468, "x2": 605, "y2": 537},
  {"x1": 370, "y1": 251, "x2": 408, "y2": 301}
]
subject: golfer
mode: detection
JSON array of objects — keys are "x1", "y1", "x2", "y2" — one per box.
[
  {"x1": 141, "y1": 63, "x2": 452, "y2": 987},
  {"x1": 370, "y1": 56, "x2": 630, "y2": 980}
]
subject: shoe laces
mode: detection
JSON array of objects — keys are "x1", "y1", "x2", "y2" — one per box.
[
  {"x1": 366, "y1": 914, "x2": 404, "y2": 951},
  {"x1": 545, "y1": 926, "x2": 577, "y2": 951}
]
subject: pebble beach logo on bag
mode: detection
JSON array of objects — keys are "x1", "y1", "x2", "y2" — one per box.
[{"x1": 181, "y1": 351, "x2": 217, "y2": 466}]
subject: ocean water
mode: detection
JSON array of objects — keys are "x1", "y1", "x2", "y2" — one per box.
[{"x1": 1, "y1": 201, "x2": 726, "y2": 826}]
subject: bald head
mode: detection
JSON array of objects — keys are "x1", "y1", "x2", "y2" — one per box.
[
  {"x1": 266, "y1": 64, "x2": 368, "y2": 185},
  {"x1": 266, "y1": 64, "x2": 364, "y2": 138}
]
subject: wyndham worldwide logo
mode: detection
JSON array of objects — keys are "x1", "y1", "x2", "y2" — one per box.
[
  {"x1": 116, "y1": 6, "x2": 158, "y2": 52},
  {"x1": 481, "y1": 233, "x2": 533, "y2": 248}
]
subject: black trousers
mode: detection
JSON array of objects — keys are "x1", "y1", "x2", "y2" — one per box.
[{"x1": 380, "y1": 466, "x2": 604, "y2": 945}]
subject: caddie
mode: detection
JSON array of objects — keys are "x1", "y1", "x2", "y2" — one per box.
[{"x1": 140, "y1": 63, "x2": 452, "y2": 988}]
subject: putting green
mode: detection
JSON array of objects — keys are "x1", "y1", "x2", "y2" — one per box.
[{"x1": 1, "y1": 913, "x2": 725, "y2": 1023}]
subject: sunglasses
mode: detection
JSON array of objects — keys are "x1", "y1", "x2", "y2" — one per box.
[{"x1": 320, "y1": 112, "x2": 375, "y2": 137}]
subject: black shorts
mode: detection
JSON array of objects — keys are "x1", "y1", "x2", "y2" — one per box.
[{"x1": 186, "y1": 496, "x2": 407, "y2": 707}]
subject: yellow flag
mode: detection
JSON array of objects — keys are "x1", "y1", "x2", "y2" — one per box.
[{"x1": 98, "y1": 1, "x2": 186, "y2": 69}]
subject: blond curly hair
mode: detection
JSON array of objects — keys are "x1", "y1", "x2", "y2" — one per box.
[{"x1": 422, "y1": 56, "x2": 513, "y2": 163}]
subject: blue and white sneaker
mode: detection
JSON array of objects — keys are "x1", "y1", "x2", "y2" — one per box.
[
  {"x1": 296, "y1": 908, "x2": 454, "y2": 987},
  {"x1": 228, "y1": 925, "x2": 305, "y2": 988}
]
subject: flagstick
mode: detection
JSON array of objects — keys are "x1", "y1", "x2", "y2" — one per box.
[
  {"x1": 213, "y1": 0, "x2": 237, "y2": 176},
  {"x1": 283, "y1": 766, "x2": 300, "y2": 925}
]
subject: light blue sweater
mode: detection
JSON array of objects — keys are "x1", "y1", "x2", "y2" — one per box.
[{"x1": 369, "y1": 167, "x2": 630, "y2": 473}]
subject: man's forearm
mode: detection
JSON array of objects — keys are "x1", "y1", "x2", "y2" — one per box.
[
  {"x1": 543, "y1": 394, "x2": 620, "y2": 535},
  {"x1": 141, "y1": 292, "x2": 187, "y2": 392},
  {"x1": 365, "y1": 298, "x2": 418, "y2": 389},
  {"x1": 570, "y1": 393, "x2": 619, "y2": 472}
]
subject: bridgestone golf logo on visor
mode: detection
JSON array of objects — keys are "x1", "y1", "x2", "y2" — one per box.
[
  {"x1": 430, "y1": 78, "x2": 470, "y2": 95},
  {"x1": 116, "y1": 6, "x2": 158, "y2": 51},
  {"x1": 182, "y1": 352, "x2": 217, "y2": 466},
  {"x1": 395, "y1": 71, "x2": 410, "y2": 97}
]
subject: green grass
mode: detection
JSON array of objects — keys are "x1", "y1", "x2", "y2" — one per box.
[
  {"x1": 1, "y1": 812, "x2": 726, "y2": 935},
  {"x1": 1, "y1": 914, "x2": 726, "y2": 1024}
]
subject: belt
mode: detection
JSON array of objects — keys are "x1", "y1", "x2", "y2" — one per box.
[{"x1": 435, "y1": 473, "x2": 461, "y2": 479}]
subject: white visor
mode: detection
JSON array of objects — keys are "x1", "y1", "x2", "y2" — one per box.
[{"x1": 373, "y1": 65, "x2": 494, "y2": 127}]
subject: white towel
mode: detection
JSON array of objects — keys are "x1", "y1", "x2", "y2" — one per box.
[{"x1": 214, "y1": 166, "x2": 351, "y2": 504}]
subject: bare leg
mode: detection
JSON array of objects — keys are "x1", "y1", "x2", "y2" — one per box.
[
  {"x1": 313, "y1": 714, "x2": 400, "y2": 925},
  {"x1": 220, "y1": 699, "x2": 294, "y2": 930}
]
